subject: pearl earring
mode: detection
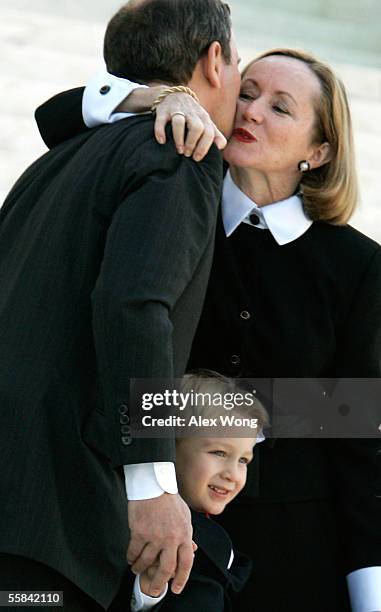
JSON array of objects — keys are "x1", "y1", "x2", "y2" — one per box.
[{"x1": 298, "y1": 160, "x2": 310, "y2": 172}]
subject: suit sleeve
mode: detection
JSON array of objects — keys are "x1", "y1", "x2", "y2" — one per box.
[
  {"x1": 90, "y1": 139, "x2": 223, "y2": 467},
  {"x1": 331, "y1": 246, "x2": 381, "y2": 573},
  {"x1": 35, "y1": 87, "x2": 87, "y2": 149},
  {"x1": 154, "y1": 549, "x2": 226, "y2": 612},
  {"x1": 141, "y1": 511, "x2": 251, "y2": 611},
  {"x1": 153, "y1": 535, "x2": 251, "y2": 611}
]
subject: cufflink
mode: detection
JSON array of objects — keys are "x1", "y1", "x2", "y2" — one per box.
[{"x1": 99, "y1": 85, "x2": 111, "y2": 95}]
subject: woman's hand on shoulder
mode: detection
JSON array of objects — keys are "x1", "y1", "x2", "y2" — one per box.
[
  {"x1": 116, "y1": 84, "x2": 227, "y2": 160},
  {"x1": 154, "y1": 92, "x2": 227, "y2": 161}
]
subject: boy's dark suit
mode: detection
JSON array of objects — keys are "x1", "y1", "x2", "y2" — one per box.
[
  {"x1": 0, "y1": 114, "x2": 222, "y2": 608},
  {"x1": 35, "y1": 90, "x2": 381, "y2": 612},
  {"x1": 125, "y1": 511, "x2": 251, "y2": 612}
]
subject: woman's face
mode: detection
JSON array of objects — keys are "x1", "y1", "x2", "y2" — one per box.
[{"x1": 224, "y1": 56, "x2": 323, "y2": 175}]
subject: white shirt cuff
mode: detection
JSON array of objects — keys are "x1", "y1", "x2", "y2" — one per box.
[
  {"x1": 347, "y1": 566, "x2": 381, "y2": 612},
  {"x1": 131, "y1": 575, "x2": 168, "y2": 611},
  {"x1": 123, "y1": 462, "x2": 178, "y2": 500},
  {"x1": 82, "y1": 68, "x2": 147, "y2": 127}
]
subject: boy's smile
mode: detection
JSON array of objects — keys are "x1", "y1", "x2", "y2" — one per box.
[{"x1": 175, "y1": 437, "x2": 256, "y2": 515}]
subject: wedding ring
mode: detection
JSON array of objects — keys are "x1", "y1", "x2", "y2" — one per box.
[{"x1": 170, "y1": 111, "x2": 187, "y2": 120}]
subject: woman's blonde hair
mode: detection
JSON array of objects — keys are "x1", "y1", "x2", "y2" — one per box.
[{"x1": 243, "y1": 48, "x2": 358, "y2": 224}]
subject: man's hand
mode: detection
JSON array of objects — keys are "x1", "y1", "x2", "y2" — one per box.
[
  {"x1": 127, "y1": 493, "x2": 194, "y2": 597},
  {"x1": 139, "y1": 541, "x2": 197, "y2": 598},
  {"x1": 139, "y1": 559, "x2": 165, "y2": 598}
]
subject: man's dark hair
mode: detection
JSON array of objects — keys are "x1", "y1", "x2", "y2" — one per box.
[{"x1": 104, "y1": 0, "x2": 232, "y2": 85}]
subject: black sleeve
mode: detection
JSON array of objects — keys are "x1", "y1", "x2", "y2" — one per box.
[
  {"x1": 35, "y1": 87, "x2": 87, "y2": 149},
  {"x1": 335, "y1": 246, "x2": 381, "y2": 378},
  {"x1": 155, "y1": 548, "x2": 226, "y2": 611},
  {"x1": 90, "y1": 137, "x2": 223, "y2": 467},
  {"x1": 151, "y1": 553, "x2": 252, "y2": 611},
  {"x1": 331, "y1": 246, "x2": 381, "y2": 573}
]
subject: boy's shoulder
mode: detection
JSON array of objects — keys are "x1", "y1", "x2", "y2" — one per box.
[
  {"x1": 191, "y1": 510, "x2": 232, "y2": 573},
  {"x1": 191, "y1": 510, "x2": 252, "y2": 598}
]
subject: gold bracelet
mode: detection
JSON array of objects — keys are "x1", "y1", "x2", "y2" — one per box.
[{"x1": 150, "y1": 86, "x2": 199, "y2": 113}]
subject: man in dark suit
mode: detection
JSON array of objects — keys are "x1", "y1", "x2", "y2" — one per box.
[{"x1": 0, "y1": 1, "x2": 241, "y2": 609}]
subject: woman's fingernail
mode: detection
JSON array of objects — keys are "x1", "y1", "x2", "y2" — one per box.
[
  {"x1": 177, "y1": 146, "x2": 184, "y2": 154},
  {"x1": 172, "y1": 585, "x2": 182, "y2": 594}
]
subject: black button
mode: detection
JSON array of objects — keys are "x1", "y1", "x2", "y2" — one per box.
[
  {"x1": 121, "y1": 425, "x2": 131, "y2": 435},
  {"x1": 120, "y1": 414, "x2": 130, "y2": 424},
  {"x1": 230, "y1": 354, "x2": 241, "y2": 366},
  {"x1": 240, "y1": 311, "x2": 251, "y2": 320},
  {"x1": 118, "y1": 404, "x2": 128, "y2": 415},
  {"x1": 121, "y1": 436, "x2": 132, "y2": 446},
  {"x1": 100, "y1": 85, "x2": 111, "y2": 95},
  {"x1": 250, "y1": 213, "x2": 260, "y2": 225},
  {"x1": 338, "y1": 404, "x2": 351, "y2": 417}
]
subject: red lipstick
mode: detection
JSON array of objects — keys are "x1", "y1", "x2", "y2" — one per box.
[{"x1": 232, "y1": 128, "x2": 257, "y2": 143}]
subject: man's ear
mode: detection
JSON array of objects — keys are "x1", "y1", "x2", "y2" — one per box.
[
  {"x1": 202, "y1": 41, "x2": 223, "y2": 89},
  {"x1": 309, "y1": 142, "x2": 332, "y2": 170}
]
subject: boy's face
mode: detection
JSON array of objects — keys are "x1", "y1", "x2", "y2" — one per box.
[{"x1": 175, "y1": 437, "x2": 256, "y2": 515}]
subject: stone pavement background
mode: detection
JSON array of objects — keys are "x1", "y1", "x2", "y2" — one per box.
[{"x1": 1, "y1": 1, "x2": 380, "y2": 241}]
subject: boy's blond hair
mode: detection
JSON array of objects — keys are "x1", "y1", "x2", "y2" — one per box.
[{"x1": 179, "y1": 370, "x2": 269, "y2": 436}]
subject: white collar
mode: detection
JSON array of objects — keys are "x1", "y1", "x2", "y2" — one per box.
[{"x1": 222, "y1": 170, "x2": 312, "y2": 246}]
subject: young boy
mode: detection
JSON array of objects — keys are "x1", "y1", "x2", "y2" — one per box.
[{"x1": 131, "y1": 371, "x2": 268, "y2": 611}]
